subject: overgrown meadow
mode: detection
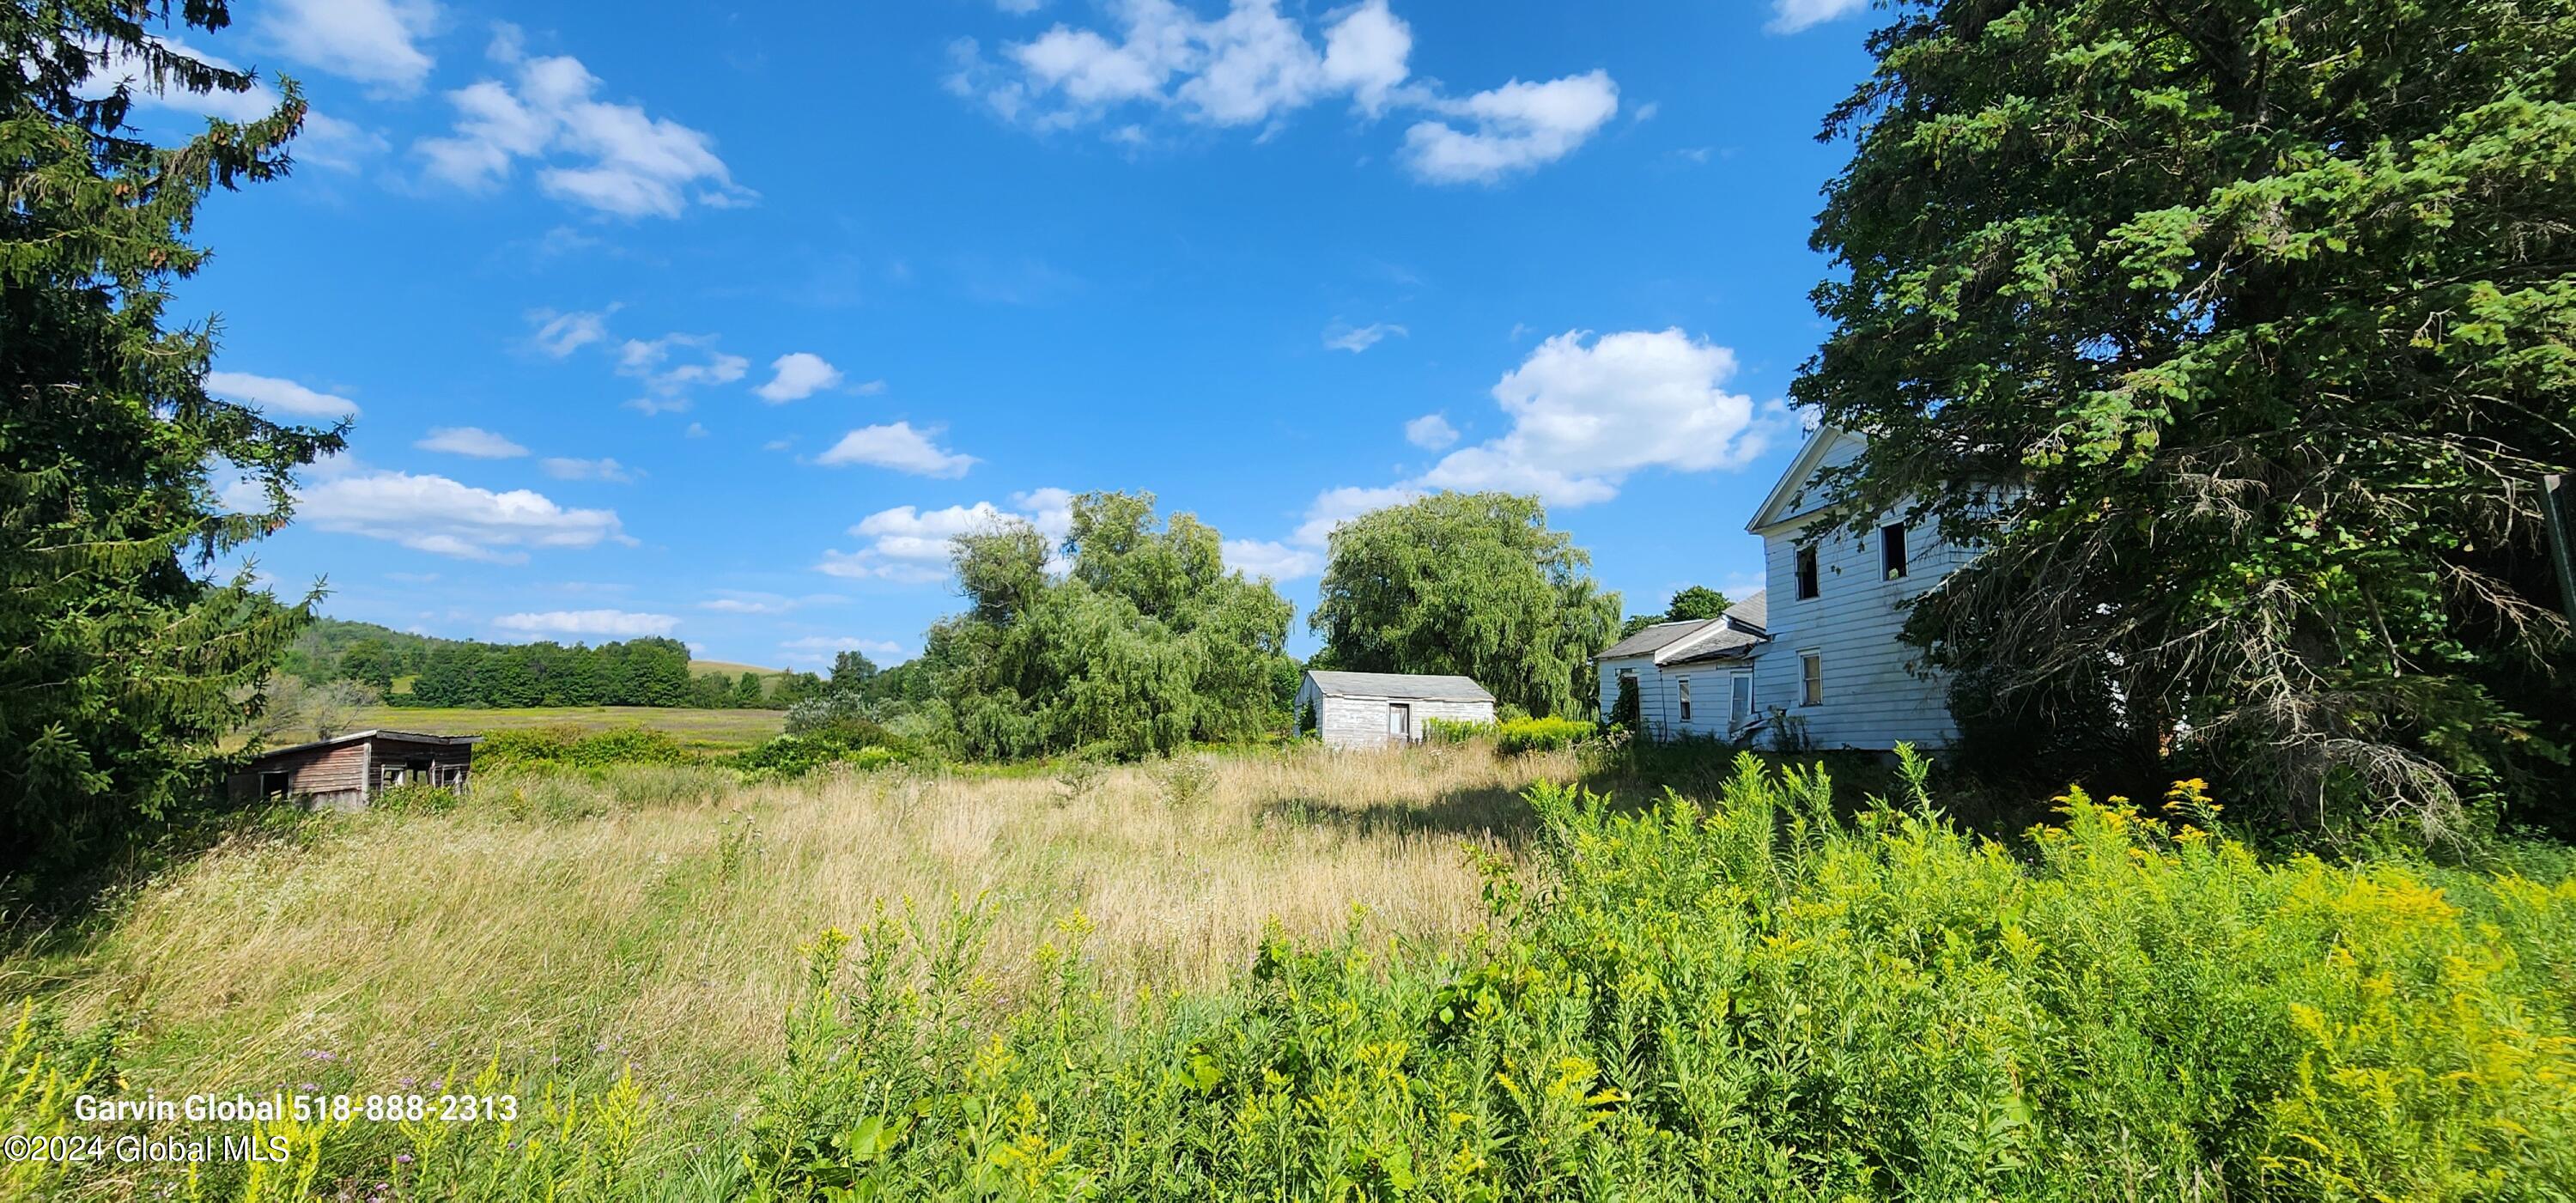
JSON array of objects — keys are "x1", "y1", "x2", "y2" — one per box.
[{"x1": 6, "y1": 741, "x2": 2571, "y2": 1200}]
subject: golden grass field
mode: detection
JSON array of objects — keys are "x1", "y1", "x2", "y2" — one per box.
[
  {"x1": 3, "y1": 745, "x2": 1569, "y2": 1155},
  {"x1": 255, "y1": 704, "x2": 787, "y2": 750}
]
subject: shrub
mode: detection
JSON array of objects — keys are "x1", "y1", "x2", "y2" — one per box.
[
  {"x1": 1494, "y1": 714, "x2": 1591, "y2": 754},
  {"x1": 731, "y1": 733, "x2": 908, "y2": 781},
  {"x1": 720, "y1": 754, "x2": 2576, "y2": 1200},
  {"x1": 476, "y1": 726, "x2": 696, "y2": 771},
  {"x1": 1422, "y1": 717, "x2": 1495, "y2": 744}
]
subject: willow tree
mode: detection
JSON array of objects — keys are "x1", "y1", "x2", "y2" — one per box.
[
  {"x1": 1309, "y1": 493, "x2": 1619, "y2": 718},
  {"x1": 3, "y1": 1, "x2": 337, "y2": 875},
  {"x1": 1796, "y1": 0, "x2": 2576, "y2": 831},
  {"x1": 923, "y1": 492, "x2": 1297, "y2": 760}
]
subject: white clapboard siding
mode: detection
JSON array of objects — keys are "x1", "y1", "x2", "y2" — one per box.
[
  {"x1": 1752, "y1": 434, "x2": 1969, "y2": 750},
  {"x1": 1296, "y1": 674, "x2": 1496, "y2": 750},
  {"x1": 1599, "y1": 656, "x2": 1758, "y2": 741}
]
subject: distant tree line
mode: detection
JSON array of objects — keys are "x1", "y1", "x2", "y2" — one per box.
[{"x1": 284, "y1": 619, "x2": 821, "y2": 711}]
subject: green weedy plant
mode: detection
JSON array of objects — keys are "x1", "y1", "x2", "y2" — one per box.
[
  {"x1": 1156, "y1": 753, "x2": 1217, "y2": 814},
  {"x1": 710, "y1": 750, "x2": 2576, "y2": 1200},
  {"x1": 1493, "y1": 716, "x2": 1591, "y2": 755},
  {"x1": 1422, "y1": 718, "x2": 1496, "y2": 745}
]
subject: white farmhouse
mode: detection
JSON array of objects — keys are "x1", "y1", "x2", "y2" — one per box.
[
  {"x1": 1593, "y1": 592, "x2": 1771, "y2": 740},
  {"x1": 1598, "y1": 426, "x2": 1971, "y2": 750},
  {"x1": 1297, "y1": 671, "x2": 1497, "y2": 750}
]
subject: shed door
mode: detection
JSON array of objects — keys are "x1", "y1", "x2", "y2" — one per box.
[{"x1": 1387, "y1": 702, "x2": 1412, "y2": 744}]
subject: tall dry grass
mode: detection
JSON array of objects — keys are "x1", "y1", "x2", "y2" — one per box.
[{"x1": 4, "y1": 744, "x2": 1569, "y2": 1135}]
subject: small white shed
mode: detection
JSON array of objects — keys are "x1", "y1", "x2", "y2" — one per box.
[{"x1": 1296, "y1": 670, "x2": 1497, "y2": 750}]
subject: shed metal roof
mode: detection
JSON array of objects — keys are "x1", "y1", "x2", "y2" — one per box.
[
  {"x1": 246, "y1": 728, "x2": 483, "y2": 763},
  {"x1": 1302, "y1": 671, "x2": 1495, "y2": 702}
]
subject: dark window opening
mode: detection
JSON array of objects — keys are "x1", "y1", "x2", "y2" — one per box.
[
  {"x1": 1881, "y1": 522, "x2": 1908, "y2": 580},
  {"x1": 260, "y1": 771, "x2": 290, "y2": 799},
  {"x1": 1795, "y1": 545, "x2": 1820, "y2": 600},
  {"x1": 1678, "y1": 677, "x2": 1693, "y2": 722}
]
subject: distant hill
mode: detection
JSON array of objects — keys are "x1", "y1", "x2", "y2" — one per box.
[
  {"x1": 690, "y1": 659, "x2": 792, "y2": 680},
  {"x1": 283, "y1": 617, "x2": 795, "y2": 698}
]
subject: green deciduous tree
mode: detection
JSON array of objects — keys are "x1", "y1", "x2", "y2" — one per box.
[
  {"x1": 922, "y1": 491, "x2": 1297, "y2": 760},
  {"x1": 1664, "y1": 586, "x2": 1732, "y2": 623},
  {"x1": 1796, "y1": 0, "x2": 2576, "y2": 831},
  {"x1": 1310, "y1": 493, "x2": 1620, "y2": 718},
  {"x1": 3, "y1": 2, "x2": 338, "y2": 874}
]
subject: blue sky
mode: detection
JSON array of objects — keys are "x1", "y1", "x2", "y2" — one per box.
[{"x1": 134, "y1": 0, "x2": 1881, "y2": 667}]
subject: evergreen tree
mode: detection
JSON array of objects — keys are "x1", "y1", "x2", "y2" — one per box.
[
  {"x1": 732, "y1": 671, "x2": 765, "y2": 708},
  {"x1": 1796, "y1": 0, "x2": 2576, "y2": 829},
  {"x1": 3, "y1": 2, "x2": 337, "y2": 873}
]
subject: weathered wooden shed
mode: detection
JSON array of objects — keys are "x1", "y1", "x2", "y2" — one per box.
[
  {"x1": 1296, "y1": 671, "x2": 1496, "y2": 750},
  {"x1": 229, "y1": 729, "x2": 481, "y2": 810}
]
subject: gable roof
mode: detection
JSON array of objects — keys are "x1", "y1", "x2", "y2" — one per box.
[
  {"x1": 1667, "y1": 626, "x2": 1768, "y2": 665},
  {"x1": 1726, "y1": 589, "x2": 1769, "y2": 634},
  {"x1": 1302, "y1": 671, "x2": 1495, "y2": 703},
  {"x1": 1595, "y1": 590, "x2": 1771, "y2": 663},
  {"x1": 1596, "y1": 618, "x2": 1720, "y2": 661},
  {"x1": 247, "y1": 729, "x2": 483, "y2": 763},
  {"x1": 1747, "y1": 427, "x2": 1864, "y2": 534}
]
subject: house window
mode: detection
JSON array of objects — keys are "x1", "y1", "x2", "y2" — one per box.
[
  {"x1": 1795, "y1": 545, "x2": 1820, "y2": 599},
  {"x1": 438, "y1": 765, "x2": 468, "y2": 789},
  {"x1": 1730, "y1": 675, "x2": 1753, "y2": 731},
  {"x1": 259, "y1": 771, "x2": 290, "y2": 799},
  {"x1": 381, "y1": 766, "x2": 405, "y2": 788},
  {"x1": 1677, "y1": 677, "x2": 1692, "y2": 723},
  {"x1": 1881, "y1": 522, "x2": 1909, "y2": 580},
  {"x1": 1387, "y1": 703, "x2": 1413, "y2": 742},
  {"x1": 1801, "y1": 653, "x2": 1824, "y2": 707}
]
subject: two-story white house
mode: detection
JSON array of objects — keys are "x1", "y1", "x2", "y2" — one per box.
[{"x1": 1598, "y1": 426, "x2": 1971, "y2": 750}]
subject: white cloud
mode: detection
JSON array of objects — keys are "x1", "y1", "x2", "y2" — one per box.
[
  {"x1": 779, "y1": 635, "x2": 908, "y2": 665},
  {"x1": 1404, "y1": 412, "x2": 1458, "y2": 450},
  {"x1": 697, "y1": 590, "x2": 841, "y2": 614},
  {"x1": 755, "y1": 352, "x2": 845, "y2": 403},
  {"x1": 1769, "y1": 0, "x2": 1870, "y2": 34},
  {"x1": 255, "y1": 0, "x2": 437, "y2": 94},
  {"x1": 82, "y1": 36, "x2": 277, "y2": 124},
  {"x1": 817, "y1": 489, "x2": 1072, "y2": 583},
  {"x1": 994, "y1": 0, "x2": 1047, "y2": 11},
  {"x1": 1419, "y1": 327, "x2": 1787, "y2": 506},
  {"x1": 815, "y1": 422, "x2": 979, "y2": 477},
  {"x1": 296, "y1": 112, "x2": 392, "y2": 170},
  {"x1": 529, "y1": 307, "x2": 615, "y2": 357},
  {"x1": 951, "y1": 0, "x2": 1415, "y2": 132},
  {"x1": 542, "y1": 456, "x2": 639, "y2": 483},
  {"x1": 1402, "y1": 70, "x2": 1618, "y2": 184},
  {"x1": 1222, "y1": 538, "x2": 1321, "y2": 580},
  {"x1": 1291, "y1": 483, "x2": 1420, "y2": 547},
  {"x1": 949, "y1": 2, "x2": 1611, "y2": 184},
  {"x1": 417, "y1": 426, "x2": 530, "y2": 459},
  {"x1": 684, "y1": 422, "x2": 710, "y2": 438},
  {"x1": 287, "y1": 471, "x2": 627, "y2": 563},
  {"x1": 72, "y1": 33, "x2": 386, "y2": 173},
  {"x1": 494, "y1": 609, "x2": 677, "y2": 638},
  {"x1": 1631, "y1": 100, "x2": 1660, "y2": 123},
  {"x1": 416, "y1": 27, "x2": 751, "y2": 217},
  {"x1": 1320, "y1": 0, "x2": 1413, "y2": 116},
  {"x1": 613, "y1": 333, "x2": 748, "y2": 413},
  {"x1": 1324, "y1": 321, "x2": 1406, "y2": 353},
  {"x1": 204, "y1": 371, "x2": 359, "y2": 420}
]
